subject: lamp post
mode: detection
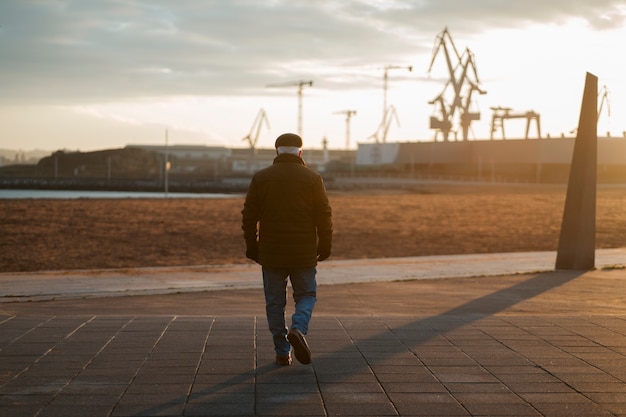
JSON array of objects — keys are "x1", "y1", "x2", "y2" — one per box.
[{"x1": 164, "y1": 129, "x2": 170, "y2": 198}]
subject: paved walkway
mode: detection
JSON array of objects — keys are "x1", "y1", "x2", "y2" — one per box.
[
  {"x1": 2, "y1": 248, "x2": 625, "y2": 302},
  {"x1": 2, "y1": 249, "x2": 626, "y2": 417}
]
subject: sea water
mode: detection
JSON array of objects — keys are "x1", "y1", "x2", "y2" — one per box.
[{"x1": 0, "y1": 189, "x2": 242, "y2": 199}]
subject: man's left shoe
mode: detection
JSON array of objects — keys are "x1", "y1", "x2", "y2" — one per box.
[{"x1": 287, "y1": 328, "x2": 311, "y2": 364}]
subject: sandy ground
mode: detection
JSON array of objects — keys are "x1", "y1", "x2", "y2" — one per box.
[{"x1": 2, "y1": 184, "x2": 626, "y2": 273}]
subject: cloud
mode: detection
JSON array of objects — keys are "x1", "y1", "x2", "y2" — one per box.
[{"x1": 0, "y1": 0, "x2": 624, "y2": 105}]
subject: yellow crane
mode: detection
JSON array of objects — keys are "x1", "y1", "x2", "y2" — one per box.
[
  {"x1": 490, "y1": 106, "x2": 541, "y2": 140},
  {"x1": 427, "y1": 27, "x2": 486, "y2": 141},
  {"x1": 369, "y1": 105, "x2": 399, "y2": 143},
  {"x1": 570, "y1": 84, "x2": 611, "y2": 135},
  {"x1": 598, "y1": 85, "x2": 611, "y2": 122},
  {"x1": 242, "y1": 108, "x2": 270, "y2": 155},
  {"x1": 266, "y1": 80, "x2": 313, "y2": 137}
]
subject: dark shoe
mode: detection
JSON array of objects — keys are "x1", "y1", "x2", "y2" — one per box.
[
  {"x1": 287, "y1": 328, "x2": 311, "y2": 364},
  {"x1": 275, "y1": 354, "x2": 292, "y2": 366}
]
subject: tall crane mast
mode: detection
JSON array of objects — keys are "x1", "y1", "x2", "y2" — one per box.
[
  {"x1": 266, "y1": 80, "x2": 313, "y2": 137},
  {"x1": 333, "y1": 109, "x2": 357, "y2": 149},
  {"x1": 382, "y1": 65, "x2": 412, "y2": 122}
]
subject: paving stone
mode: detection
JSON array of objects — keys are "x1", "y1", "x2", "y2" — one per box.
[
  {"x1": 254, "y1": 398, "x2": 325, "y2": 416},
  {"x1": 318, "y1": 382, "x2": 383, "y2": 393},
  {"x1": 389, "y1": 392, "x2": 469, "y2": 416},
  {"x1": 604, "y1": 402, "x2": 626, "y2": 415},
  {"x1": 382, "y1": 382, "x2": 449, "y2": 393},
  {"x1": 37, "y1": 403, "x2": 115, "y2": 417},
  {"x1": 462, "y1": 402, "x2": 542, "y2": 416},
  {"x1": 443, "y1": 382, "x2": 511, "y2": 393},
  {"x1": 61, "y1": 382, "x2": 128, "y2": 396},
  {"x1": 324, "y1": 402, "x2": 398, "y2": 416},
  {"x1": 0, "y1": 405, "x2": 43, "y2": 417},
  {"x1": 503, "y1": 382, "x2": 577, "y2": 393},
  {"x1": 531, "y1": 401, "x2": 616, "y2": 416},
  {"x1": 256, "y1": 383, "x2": 320, "y2": 395},
  {"x1": 322, "y1": 391, "x2": 391, "y2": 404},
  {"x1": 111, "y1": 402, "x2": 185, "y2": 417}
]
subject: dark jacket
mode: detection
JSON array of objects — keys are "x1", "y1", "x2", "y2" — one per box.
[{"x1": 241, "y1": 153, "x2": 333, "y2": 268}]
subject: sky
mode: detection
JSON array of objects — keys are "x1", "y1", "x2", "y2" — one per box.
[{"x1": 1, "y1": 0, "x2": 626, "y2": 152}]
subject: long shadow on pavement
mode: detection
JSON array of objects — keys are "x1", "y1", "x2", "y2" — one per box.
[{"x1": 122, "y1": 270, "x2": 586, "y2": 416}]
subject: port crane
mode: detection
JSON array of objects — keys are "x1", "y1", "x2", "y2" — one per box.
[
  {"x1": 369, "y1": 105, "x2": 399, "y2": 143},
  {"x1": 490, "y1": 106, "x2": 542, "y2": 140},
  {"x1": 427, "y1": 27, "x2": 486, "y2": 141},
  {"x1": 242, "y1": 108, "x2": 270, "y2": 155},
  {"x1": 598, "y1": 84, "x2": 611, "y2": 122},
  {"x1": 266, "y1": 80, "x2": 313, "y2": 137},
  {"x1": 570, "y1": 84, "x2": 611, "y2": 134},
  {"x1": 381, "y1": 64, "x2": 412, "y2": 122},
  {"x1": 333, "y1": 109, "x2": 357, "y2": 149}
]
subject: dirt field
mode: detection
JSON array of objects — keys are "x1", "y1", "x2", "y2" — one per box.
[{"x1": 2, "y1": 184, "x2": 625, "y2": 273}]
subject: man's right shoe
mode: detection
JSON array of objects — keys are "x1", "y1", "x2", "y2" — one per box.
[{"x1": 287, "y1": 328, "x2": 311, "y2": 364}]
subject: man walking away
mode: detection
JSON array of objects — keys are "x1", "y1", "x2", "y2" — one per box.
[{"x1": 241, "y1": 133, "x2": 333, "y2": 365}]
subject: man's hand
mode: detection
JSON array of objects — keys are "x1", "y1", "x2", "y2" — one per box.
[
  {"x1": 317, "y1": 245, "x2": 331, "y2": 262},
  {"x1": 246, "y1": 241, "x2": 259, "y2": 263}
]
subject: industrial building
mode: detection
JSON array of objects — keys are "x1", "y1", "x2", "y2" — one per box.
[{"x1": 354, "y1": 136, "x2": 626, "y2": 183}]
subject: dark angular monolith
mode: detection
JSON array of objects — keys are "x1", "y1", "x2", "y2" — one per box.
[{"x1": 555, "y1": 72, "x2": 598, "y2": 270}]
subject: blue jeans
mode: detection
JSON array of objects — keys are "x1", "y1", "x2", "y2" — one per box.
[{"x1": 262, "y1": 266, "x2": 317, "y2": 356}]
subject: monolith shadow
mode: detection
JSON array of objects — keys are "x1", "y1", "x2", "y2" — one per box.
[{"x1": 555, "y1": 72, "x2": 598, "y2": 270}]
